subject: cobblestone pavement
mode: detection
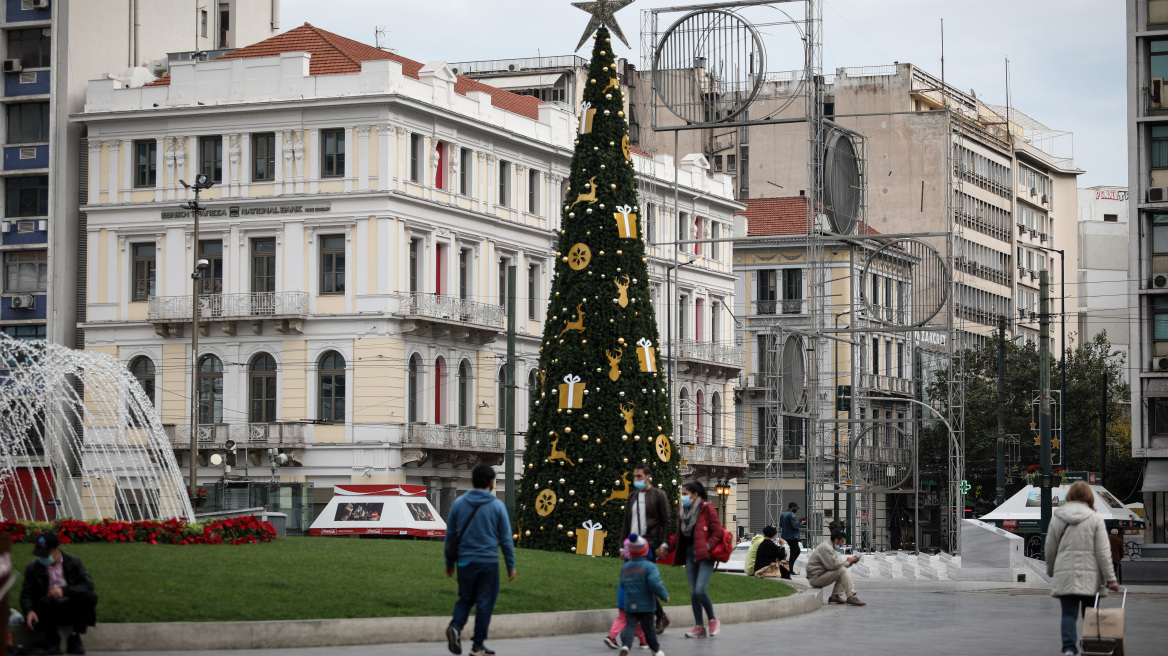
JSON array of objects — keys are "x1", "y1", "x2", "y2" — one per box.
[{"x1": 95, "y1": 580, "x2": 1168, "y2": 656}]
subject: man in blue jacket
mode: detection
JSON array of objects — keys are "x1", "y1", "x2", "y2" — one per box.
[
  {"x1": 780, "y1": 502, "x2": 804, "y2": 575},
  {"x1": 444, "y1": 464, "x2": 516, "y2": 656}
]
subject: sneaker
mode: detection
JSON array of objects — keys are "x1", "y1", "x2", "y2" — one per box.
[
  {"x1": 845, "y1": 596, "x2": 867, "y2": 606},
  {"x1": 708, "y1": 619, "x2": 720, "y2": 636},
  {"x1": 470, "y1": 644, "x2": 495, "y2": 656},
  {"x1": 827, "y1": 595, "x2": 846, "y2": 604},
  {"x1": 654, "y1": 652, "x2": 665, "y2": 656},
  {"x1": 618, "y1": 647, "x2": 630, "y2": 656},
  {"x1": 655, "y1": 613, "x2": 670, "y2": 634},
  {"x1": 446, "y1": 625, "x2": 462, "y2": 655},
  {"x1": 66, "y1": 633, "x2": 86, "y2": 656},
  {"x1": 684, "y1": 626, "x2": 707, "y2": 639},
  {"x1": 604, "y1": 636, "x2": 620, "y2": 649},
  {"x1": 639, "y1": 645, "x2": 650, "y2": 650}
]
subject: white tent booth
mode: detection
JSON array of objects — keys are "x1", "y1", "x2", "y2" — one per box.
[
  {"x1": 979, "y1": 485, "x2": 1145, "y2": 557},
  {"x1": 309, "y1": 485, "x2": 446, "y2": 538}
]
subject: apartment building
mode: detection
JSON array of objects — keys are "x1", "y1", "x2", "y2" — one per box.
[
  {"x1": 631, "y1": 63, "x2": 1081, "y2": 350},
  {"x1": 1127, "y1": 0, "x2": 1168, "y2": 543},
  {"x1": 732, "y1": 197, "x2": 918, "y2": 549},
  {"x1": 0, "y1": 0, "x2": 276, "y2": 351},
  {"x1": 1078, "y1": 186, "x2": 1131, "y2": 388},
  {"x1": 78, "y1": 24, "x2": 743, "y2": 529}
]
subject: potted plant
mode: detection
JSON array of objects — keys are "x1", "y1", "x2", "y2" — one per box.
[{"x1": 189, "y1": 488, "x2": 209, "y2": 510}]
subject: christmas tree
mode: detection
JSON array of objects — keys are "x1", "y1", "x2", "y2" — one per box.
[{"x1": 514, "y1": 23, "x2": 679, "y2": 555}]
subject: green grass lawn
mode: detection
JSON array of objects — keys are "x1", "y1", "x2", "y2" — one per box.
[{"x1": 7, "y1": 538, "x2": 792, "y2": 623}]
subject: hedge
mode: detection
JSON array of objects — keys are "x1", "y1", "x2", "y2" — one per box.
[{"x1": 0, "y1": 517, "x2": 277, "y2": 546}]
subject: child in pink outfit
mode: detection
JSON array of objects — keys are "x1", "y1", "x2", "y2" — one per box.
[{"x1": 603, "y1": 540, "x2": 648, "y2": 650}]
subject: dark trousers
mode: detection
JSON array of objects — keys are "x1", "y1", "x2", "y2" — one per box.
[
  {"x1": 1058, "y1": 594, "x2": 1093, "y2": 655},
  {"x1": 450, "y1": 562, "x2": 500, "y2": 647},
  {"x1": 787, "y1": 540, "x2": 801, "y2": 573},
  {"x1": 1113, "y1": 562, "x2": 1122, "y2": 584},
  {"x1": 32, "y1": 590, "x2": 98, "y2": 645},
  {"x1": 620, "y1": 611, "x2": 659, "y2": 652}
]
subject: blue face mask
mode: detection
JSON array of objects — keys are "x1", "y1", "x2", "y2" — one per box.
[
  {"x1": 37, "y1": 556, "x2": 54, "y2": 566},
  {"x1": 633, "y1": 479, "x2": 646, "y2": 490},
  {"x1": 680, "y1": 495, "x2": 693, "y2": 507},
  {"x1": 833, "y1": 545, "x2": 845, "y2": 553}
]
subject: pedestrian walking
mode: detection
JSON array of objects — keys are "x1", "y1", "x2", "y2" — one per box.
[
  {"x1": 444, "y1": 464, "x2": 516, "y2": 656},
  {"x1": 1045, "y1": 481, "x2": 1119, "y2": 656},
  {"x1": 615, "y1": 534, "x2": 668, "y2": 656},
  {"x1": 780, "y1": 502, "x2": 803, "y2": 574},
  {"x1": 20, "y1": 531, "x2": 98, "y2": 655},
  {"x1": 1108, "y1": 528, "x2": 1124, "y2": 584},
  {"x1": 620, "y1": 463, "x2": 672, "y2": 633},
  {"x1": 805, "y1": 527, "x2": 866, "y2": 606},
  {"x1": 657, "y1": 481, "x2": 724, "y2": 639}
]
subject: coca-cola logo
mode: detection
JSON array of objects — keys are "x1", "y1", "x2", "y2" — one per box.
[
  {"x1": 1002, "y1": 520, "x2": 1017, "y2": 532},
  {"x1": 367, "y1": 529, "x2": 383, "y2": 535},
  {"x1": 321, "y1": 529, "x2": 337, "y2": 535}
]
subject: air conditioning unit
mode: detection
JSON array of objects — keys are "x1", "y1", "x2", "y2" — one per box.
[
  {"x1": 1029, "y1": 228, "x2": 1038, "y2": 238},
  {"x1": 450, "y1": 66, "x2": 461, "y2": 75},
  {"x1": 1154, "y1": 77, "x2": 1166, "y2": 109},
  {"x1": 507, "y1": 63, "x2": 519, "y2": 72},
  {"x1": 1041, "y1": 194, "x2": 1049, "y2": 204},
  {"x1": 971, "y1": 261, "x2": 981, "y2": 271},
  {"x1": 148, "y1": 58, "x2": 168, "y2": 76},
  {"x1": 1158, "y1": 357, "x2": 1168, "y2": 371},
  {"x1": 1155, "y1": 274, "x2": 1168, "y2": 288},
  {"x1": 2, "y1": 59, "x2": 22, "y2": 73},
  {"x1": 1017, "y1": 223, "x2": 1027, "y2": 234},
  {"x1": 1149, "y1": 187, "x2": 1168, "y2": 203},
  {"x1": 9, "y1": 295, "x2": 35, "y2": 309},
  {"x1": 1018, "y1": 265, "x2": 1026, "y2": 276},
  {"x1": 1040, "y1": 232, "x2": 1048, "y2": 242},
  {"x1": 1030, "y1": 187, "x2": 1037, "y2": 196},
  {"x1": 1029, "y1": 269, "x2": 1038, "y2": 280}
]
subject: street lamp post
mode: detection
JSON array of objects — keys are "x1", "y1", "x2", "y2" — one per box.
[
  {"x1": 715, "y1": 480, "x2": 730, "y2": 524},
  {"x1": 181, "y1": 174, "x2": 214, "y2": 498}
]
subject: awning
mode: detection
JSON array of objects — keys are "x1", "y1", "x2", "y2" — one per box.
[
  {"x1": 476, "y1": 73, "x2": 565, "y2": 90},
  {"x1": 1144, "y1": 459, "x2": 1168, "y2": 492}
]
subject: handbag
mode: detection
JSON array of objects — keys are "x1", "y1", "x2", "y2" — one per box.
[{"x1": 709, "y1": 525, "x2": 734, "y2": 563}]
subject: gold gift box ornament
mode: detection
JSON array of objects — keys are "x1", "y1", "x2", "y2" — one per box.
[
  {"x1": 614, "y1": 204, "x2": 638, "y2": 239},
  {"x1": 558, "y1": 374, "x2": 585, "y2": 409},
  {"x1": 636, "y1": 338, "x2": 657, "y2": 373},
  {"x1": 576, "y1": 519, "x2": 607, "y2": 556},
  {"x1": 579, "y1": 101, "x2": 597, "y2": 135}
]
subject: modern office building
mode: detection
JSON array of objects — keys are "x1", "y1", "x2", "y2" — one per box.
[
  {"x1": 1078, "y1": 185, "x2": 1131, "y2": 388},
  {"x1": 78, "y1": 24, "x2": 744, "y2": 531}
]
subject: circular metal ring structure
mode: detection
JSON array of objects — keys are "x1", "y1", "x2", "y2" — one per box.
[
  {"x1": 652, "y1": 9, "x2": 766, "y2": 126},
  {"x1": 823, "y1": 130, "x2": 862, "y2": 235},
  {"x1": 860, "y1": 238, "x2": 949, "y2": 327},
  {"x1": 780, "y1": 334, "x2": 804, "y2": 413},
  {"x1": 847, "y1": 424, "x2": 914, "y2": 491}
]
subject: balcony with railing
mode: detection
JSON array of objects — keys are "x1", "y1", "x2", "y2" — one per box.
[
  {"x1": 753, "y1": 298, "x2": 805, "y2": 316},
  {"x1": 163, "y1": 422, "x2": 307, "y2": 450},
  {"x1": 400, "y1": 424, "x2": 507, "y2": 466},
  {"x1": 680, "y1": 442, "x2": 747, "y2": 477},
  {"x1": 148, "y1": 291, "x2": 309, "y2": 337},
  {"x1": 399, "y1": 293, "x2": 504, "y2": 343},
  {"x1": 672, "y1": 339, "x2": 745, "y2": 377},
  {"x1": 856, "y1": 373, "x2": 915, "y2": 396}
]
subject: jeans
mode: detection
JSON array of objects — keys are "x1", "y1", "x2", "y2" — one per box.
[
  {"x1": 620, "y1": 611, "x2": 659, "y2": 652},
  {"x1": 787, "y1": 540, "x2": 801, "y2": 573},
  {"x1": 450, "y1": 561, "x2": 500, "y2": 646},
  {"x1": 1058, "y1": 594, "x2": 1092, "y2": 655},
  {"x1": 686, "y1": 546, "x2": 716, "y2": 625}
]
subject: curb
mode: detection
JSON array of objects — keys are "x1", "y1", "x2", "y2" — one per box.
[{"x1": 84, "y1": 586, "x2": 822, "y2": 651}]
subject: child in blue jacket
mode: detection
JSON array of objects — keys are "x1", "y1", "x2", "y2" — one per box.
[{"x1": 616, "y1": 534, "x2": 669, "y2": 656}]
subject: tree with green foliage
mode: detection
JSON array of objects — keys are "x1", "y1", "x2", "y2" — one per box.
[
  {"x1": 922, "y1": 331, "x2": 1138, "y2": 512},
  {"x1": 514, "y1": 25, "x2": 680, "y2": 554}
]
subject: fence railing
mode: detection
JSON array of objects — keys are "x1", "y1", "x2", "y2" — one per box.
[
  {"x1": 400, "y1": 293, "x2": 505, "y2": 329},
  {"x1": 164, "y1": 422, "x2": 306, "y2": 447},
  {"x1": 681, "y1": 443, "x2": 747, "y2": 467},
  {"x1": 404, "y1": 424, "x2": 505, "y2": 451},
  {"x1": 148, "y1": 292, "x2": 309, "y2": 322},
  {"x1": 673, "y1": 339, "x2": 745, "y2": 366}
]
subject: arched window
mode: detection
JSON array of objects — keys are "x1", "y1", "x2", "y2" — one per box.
[
  {"x1": 497, "y1": 367, "x2": 507, "y2": 429},
  {"x1": 408, "y1": 354, "x2": 421, "y2": 422},
  {"x1": 679, "y1": 388, "x2": 690, "y2": 443},
  {"x1": 527, "y1": 370, "x2": 538, "y2": 423},
  {"x1": 711, "y1": 392, "x2": 722, "y2": 446},
  {"x1": 249, "y1": 353, "x2": 277, "y2": 423},
  {"x1": 130, "y1": 356, "x2": 156, "y2": 406},
  {"x1": 319, "y1": 352, "x2": 345, "y2": 423},
  {"x1": 695, "y1": 390, "x2": 705, "y2": 444},
  {"x1": 434, "y1": 356, "x2": 447, "y2": 424},
  {"x1": 458, "y1": 360, "x2": 472, "y2": 426},
  {"x1": 197, "y1": 355, "x2": 223, "y2": 424}
]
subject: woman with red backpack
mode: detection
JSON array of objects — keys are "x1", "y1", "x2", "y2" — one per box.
[{"x1": 656, "y1": 480, "x2": 730, "y2": 638}]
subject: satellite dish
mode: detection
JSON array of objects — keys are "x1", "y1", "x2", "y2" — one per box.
[
  {"x1": 780, "y1": 335, "x2": 805, "y2": 413},
  {"x1": 823, "y1": 130, "x2": 861, "y2": 234},
  {"x1": 209, "y1": 453, "x2": 224, "y2": 466}
]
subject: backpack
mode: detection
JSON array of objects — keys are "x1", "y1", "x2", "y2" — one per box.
[{"x1": 709, "y1": 525, "x2": 735, "y2": 563}]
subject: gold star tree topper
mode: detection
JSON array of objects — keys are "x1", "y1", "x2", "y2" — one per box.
[{"x1": 573, "y1": 0, "x2": 634, "y2": 51}]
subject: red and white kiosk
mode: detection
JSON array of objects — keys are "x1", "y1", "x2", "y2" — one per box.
[{"x1": 309, "y1": 485, "x2": 446, "y2": 537}]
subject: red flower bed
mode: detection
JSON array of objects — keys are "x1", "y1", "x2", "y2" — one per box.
[{"x1": 0, "y1": 517, "x2": 276, "y2": 546}]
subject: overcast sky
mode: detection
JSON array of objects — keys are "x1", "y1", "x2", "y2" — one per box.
[{"x1": 282, "y1": 0, "x2": 1124, "y2": 188}]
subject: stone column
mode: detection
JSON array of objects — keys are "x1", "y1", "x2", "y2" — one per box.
[{"x1": 356, "y1": 125, "x2": 371, "y2": 191}]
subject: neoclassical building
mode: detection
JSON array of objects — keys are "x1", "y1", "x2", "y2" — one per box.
[{"x1": 78, "y1": 24, "x2": 743, "y2": 527}]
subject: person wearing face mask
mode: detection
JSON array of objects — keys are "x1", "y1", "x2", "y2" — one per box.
[
  {"x1": 805, "y1": 528, "x2": 866, "y2": 606},
  {"x1": 657, "y1": 481, "x2": 725, "y2": 639},
  {"x1": 20, "y1": 531, "x2": 98, "y2": 655},
  {"x1": 619, "y1": 463, "x2": 672, "y2": 635}
]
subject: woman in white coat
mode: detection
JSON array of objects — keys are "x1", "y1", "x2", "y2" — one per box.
[{"x1": 1044, "y1": 481, "x2": 1120, "y2": 656}]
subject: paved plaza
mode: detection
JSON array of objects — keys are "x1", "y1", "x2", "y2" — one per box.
[{"x1": 93, "y1": 579, "x2": 1167, "y2": 656}]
